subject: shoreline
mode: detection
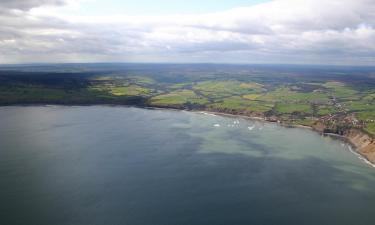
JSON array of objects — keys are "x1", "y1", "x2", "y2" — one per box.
[
  {"x1": 1, "y1": 103, "x2": 375, "y2": 167},
  {"x1": 198, "y1": 110, "x2": 375, "y2": 167}
]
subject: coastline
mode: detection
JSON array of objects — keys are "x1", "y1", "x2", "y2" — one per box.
[
  {"x1": 198, "y1": 109, "x2": 375, "y2": 167},
  {"x1": 1, "y1": 103, "x2": 375, "y2": 167}
]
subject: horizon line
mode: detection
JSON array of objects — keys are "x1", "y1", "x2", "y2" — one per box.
[{"x1": 1, "y1": 62, "x2": 375, "y2": 68}]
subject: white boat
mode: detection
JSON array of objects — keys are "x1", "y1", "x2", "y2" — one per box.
[{"x1": 248, "y1": 126, "x2": 255, "y2": 131}]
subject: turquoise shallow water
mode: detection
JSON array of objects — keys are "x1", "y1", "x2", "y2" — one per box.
[{"x1": 1, "y1": 106, "x2": 375, "y2": 225}]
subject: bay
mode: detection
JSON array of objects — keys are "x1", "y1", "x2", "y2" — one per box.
[{"x1": 0, "y1": 106, "x2": 374, "y2": 225}]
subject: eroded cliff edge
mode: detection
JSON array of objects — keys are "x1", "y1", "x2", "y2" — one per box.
[
  {"x1": 344, "y1": 130, "x2": 375, "y2": 163},
  {"x1": 310, "y1": 122, "x2": 375, "y2": 164}
]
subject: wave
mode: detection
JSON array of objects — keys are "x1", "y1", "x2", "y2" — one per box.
[{"x1": 347, "y1": 145, "x2": 375, "y2": 168}]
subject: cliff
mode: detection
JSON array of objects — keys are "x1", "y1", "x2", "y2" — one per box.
[{"x1": 345, "y1": 129, "x2": 375, "y2": 164}]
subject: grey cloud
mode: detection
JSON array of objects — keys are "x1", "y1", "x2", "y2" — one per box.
[
  {"x1": 0, "y1": 0, "x2": 66, "y2": 10},
  {"x1": 0, "y1": 0, "x2": 375, "y2": 65}
]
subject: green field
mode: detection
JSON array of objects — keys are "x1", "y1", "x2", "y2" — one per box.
[
  {"x1": 259, "y1": 87, "x2": 330, "y2": 103},
  {"x1": 1, "y1": 64, "x2": 375, "y2": 135},
  {"x1": 323, "y1": 82, "x2": 359, "y2": 100},
  {"x1": 275, "y1": 102, "x2": 312, "y2": 114},
  {"x1": 193, "y1": 81, "x2": 264, "y2": 99},
  {"x1": 209, "y1": 97, "x2": 273, "y2": 113},
  {"x1": 316, "y1": 105, "x2": 337, "y2": 116},
  {"x1": 150, "y1": 90, "x2": 209, "y2": 108},
  {"x1": 365, "y1": 122, "x2": 375, "y2": 135}
]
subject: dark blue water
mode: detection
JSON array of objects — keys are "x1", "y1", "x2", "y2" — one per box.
[{"x1": 1, "y1": 106, "x2": 375, "y2": 225}]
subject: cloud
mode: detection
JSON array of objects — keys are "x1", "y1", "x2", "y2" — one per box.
[
  {"x1": 0, "y1": 0, "x2": 68, "y2": 11},
  {"x1": 0, "y1": 0, "x2": 375, "y2": 65}
]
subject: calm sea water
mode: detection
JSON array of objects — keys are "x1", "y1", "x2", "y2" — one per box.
[{"x1": 1, "y1": 106, "x2": 375, "y2": 225}]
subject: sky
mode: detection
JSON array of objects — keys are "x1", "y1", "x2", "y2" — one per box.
[
  {"x1": 0, "y1": 0, "x2": 375, "y2": 65},
  {"x1": 60, "y1": 0, "x2": 270, "y2": 16}
]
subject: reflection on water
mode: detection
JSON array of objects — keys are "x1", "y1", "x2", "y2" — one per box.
[{"x1": 1, "y1": 106, "x2": 375, "y2": 225}]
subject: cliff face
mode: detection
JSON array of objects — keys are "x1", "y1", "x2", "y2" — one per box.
[
  {"x1": 310, "y1": 121, "x2": 375, "y2": 164},
  {"x1": 311, "y1": 122, "x2": 326, "y2": 133},
  {"x1": 345, "y1": 129, "x2": 375, "y2": 163}
]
